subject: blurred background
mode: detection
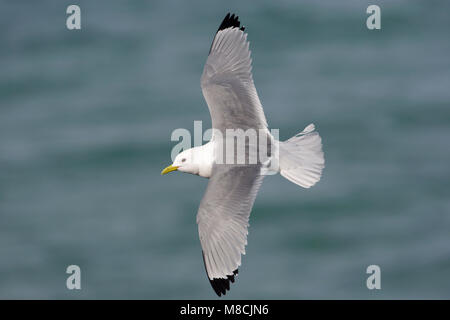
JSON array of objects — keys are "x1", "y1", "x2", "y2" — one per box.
[{"x1": 1, "y1": 0, "x2": 449, "y2": 299}]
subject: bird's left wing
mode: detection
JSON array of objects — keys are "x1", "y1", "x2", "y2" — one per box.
[
  {"x1": 201, "y1": 13, "x2": 268, "y2": 133},
  {"x1": 197, "y1": 164, "x2": 264, "y2": 296}
]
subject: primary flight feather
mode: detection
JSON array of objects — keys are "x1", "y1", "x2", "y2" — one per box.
[{"x1": 161, "y1": 13, "x2": 324, "y2": 296}]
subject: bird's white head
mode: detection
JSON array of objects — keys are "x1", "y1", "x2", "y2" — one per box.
[{"x1": 161, "y1": 148, "x2": 199, "y2": 176}]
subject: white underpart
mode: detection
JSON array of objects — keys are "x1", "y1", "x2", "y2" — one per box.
[{"x1": 194, "y1": 142, "x2": 215, "y2": 178}]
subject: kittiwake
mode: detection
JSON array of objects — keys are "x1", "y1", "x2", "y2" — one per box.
[{"x1": 161, "y1": 13, "x2": 325, "y2": 296}]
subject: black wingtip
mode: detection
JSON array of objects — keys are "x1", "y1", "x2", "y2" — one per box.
[
  {"x1": 202, "y1": 251, "x2": 239, "y2": 297},
  {"x1": 217, "y1": 12, "x2": 245, "y2": 32},
  {"x1": 208, "y1": 13, "x2": 245, "y2": 54},
  {"x1": 209, "y1": 269, "x2": 239, "y2": 297}
]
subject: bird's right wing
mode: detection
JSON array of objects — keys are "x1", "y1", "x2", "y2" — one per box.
[
  {"x1": 197, "y1": 164, "x2": 264, "y2": 296},
  {"x1": 201, "y1": 13, "x2": 268, "y2": 133}
]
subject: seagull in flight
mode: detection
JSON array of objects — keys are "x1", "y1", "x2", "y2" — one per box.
[{"x1": 161, "y1": 13, "x2": 324, "y2": 296}]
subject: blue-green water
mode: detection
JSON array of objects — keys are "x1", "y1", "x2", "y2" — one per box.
[{"x1": 1, "y1": 0, "x2": 450, "y2": 299}]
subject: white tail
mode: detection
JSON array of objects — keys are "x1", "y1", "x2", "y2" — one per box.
[{"x1": 279, "y1": 124, "x2": 324, "y2": 188}]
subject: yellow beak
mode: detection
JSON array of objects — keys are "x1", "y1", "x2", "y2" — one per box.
[{"x1": 161, "y1": 165, "x2": 179, "y2": 175}]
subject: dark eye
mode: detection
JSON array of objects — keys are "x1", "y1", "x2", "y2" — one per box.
[{"x1": 182, "y1": 158, "x2": 186, "y2": 162}]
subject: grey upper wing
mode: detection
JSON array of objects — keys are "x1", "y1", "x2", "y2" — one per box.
[
  {"x1": 201, "y1": 16, "x2": 268, "y2": 133},
  {"x1": 197, "y1": 164, "x2": 264, "y2": 296}
]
